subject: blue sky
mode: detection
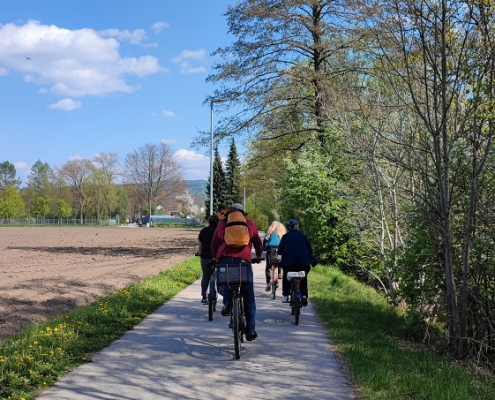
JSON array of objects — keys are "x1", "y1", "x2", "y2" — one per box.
[{"x1": 0, "y1": 1, "x2": 237, "y2": 184}]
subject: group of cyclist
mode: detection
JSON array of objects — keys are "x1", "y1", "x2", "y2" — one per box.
[{"x1": 197, "y1": 202, "x2": 317, "y2": 343}]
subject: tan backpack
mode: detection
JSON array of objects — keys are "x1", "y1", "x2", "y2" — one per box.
[{"x1": 224, "y1": 210, "x2": 250, "y2": 248}]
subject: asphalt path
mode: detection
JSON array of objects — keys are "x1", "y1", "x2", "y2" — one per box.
[{"x1": 35, "y1": 261, "x2": 357, "y2": 400}]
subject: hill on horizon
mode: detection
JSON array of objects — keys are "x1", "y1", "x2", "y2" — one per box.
[{"x1": 186, "y1": 179, "x2": 207, "y2": 201}]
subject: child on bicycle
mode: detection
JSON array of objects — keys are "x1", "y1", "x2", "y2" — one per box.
[
  {"x1": 277, "y1": 219, "x2": 317, "y2": 306},
  {"x1": 263, "y1": 220, "x2": 286, "y2": 291}
]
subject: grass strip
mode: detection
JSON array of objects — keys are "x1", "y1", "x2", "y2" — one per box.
[
  {"x1": 309, "y1": 264, "x2": 495, "y2": 400},
  {"x1": 0, "y1": 258, "x2": 201, "y2": 400}
]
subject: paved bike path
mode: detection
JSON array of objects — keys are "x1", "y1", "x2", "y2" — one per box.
[{"x1": 36, "y1": 263, "x2": 357, "y2": 400}]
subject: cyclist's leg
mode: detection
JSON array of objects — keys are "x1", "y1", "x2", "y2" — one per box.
[
  {"x1": 282, "y1": 266, "x2": 292, "y2": 297},
  {"x1": 200, "y1": 258, "x2": 212, "y2": 299},
  {"x1": 241, "y1": 282, "x2": 257, "y2": 339},
  {"x1": 265, "y1": 254, "x2": 271, "y2": 284}
]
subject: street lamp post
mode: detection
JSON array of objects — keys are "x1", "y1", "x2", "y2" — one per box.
[{"x1": 209, "y1": 97, "x2": 227, "y2": 216}]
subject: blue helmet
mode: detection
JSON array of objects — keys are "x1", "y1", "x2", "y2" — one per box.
[{"x1": 286, "y1": 219, "x2": 299, "y2": 231}]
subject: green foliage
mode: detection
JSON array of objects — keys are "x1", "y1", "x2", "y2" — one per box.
[
  {"x1": 277, "y1": 148, "x2": 358, "y2": 266},
  {"x1": 33, "y1": 196, "x2": 52, "y2": 219},
  {"x1": 0, "y1": 161, "x2": 22, "y2": 189},
  {"x1": 310, "y1": 265, "x2": 495, "y2": 400},
  {"x1": 0, "y1": 258, "x2": 201, "y2": 400},
  {"x1": 57, "y1": 199, "x2": 73, "y2": 219},
  {"x1": 0, "y1": 186, "x2": 25, "y2": 219},
  {"x1": 224, "y1": 137, "x2": 243, "y2": 206}
]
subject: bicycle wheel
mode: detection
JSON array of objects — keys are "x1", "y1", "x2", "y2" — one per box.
[
  {"x1": 233, "y1": 295, "x2": 241, "y2": 359},
  {"x1": 271, "y1": 267, "x2": 277, "y2": 300},
  {"x1": 208, "y1": 276, "x2": 215, "y2": 321},
  {"x1": 290, "y1": 282, "x2": 295, "y2": 315},
  {"x1": 294, "y1": 288, "x2": 300, "y2": 325}
]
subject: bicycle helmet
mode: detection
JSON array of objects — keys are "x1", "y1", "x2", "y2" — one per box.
[{"x1": 286, "y1": 219, "x2": 299, "y2": 231}]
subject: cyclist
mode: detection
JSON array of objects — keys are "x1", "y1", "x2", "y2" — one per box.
[
  {"x1": 197, "y1": 214, "x2": 219, "y2": 304},
  {"x1": 211, "y1": 203, "x2": 263, "y2": 341},
  {"x1": 277, "y1": 219, "x2": 317, "y2": 306},
  {"x1": 262, "y1": 220, "x2": 286, "y2": 291}
]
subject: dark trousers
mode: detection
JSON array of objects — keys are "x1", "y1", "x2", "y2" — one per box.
[
  {"x1": 282, "y1": 264, "x2": 310, "y2": 297},
  {"x1": 200, "y1": 258, "x2": 214, "y2": 298}
]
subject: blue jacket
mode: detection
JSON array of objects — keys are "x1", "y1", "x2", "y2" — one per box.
[
  {"x1": 263, "y1": 232, "x2": 281, "y2": 249},
  {"x1": 277, "y1": 230, "x2": 315, "y2": 267}
]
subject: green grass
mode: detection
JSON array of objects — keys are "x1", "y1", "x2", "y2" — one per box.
[
  {"x1": 309, "y1": 265, "x2": 495, "y2": 400},
  {"x1": 2, "y1": 260, "x2": 493, "y2": 400},
  {"x1": 0, "y1": 258, "x2": 201, "y2": 400}
]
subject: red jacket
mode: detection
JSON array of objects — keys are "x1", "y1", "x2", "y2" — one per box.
[{"x1": 211, "y1": 218, "x2": 263, "y2": 262}]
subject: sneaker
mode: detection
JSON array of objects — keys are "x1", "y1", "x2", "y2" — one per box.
[
  {"x1": 265, "y1": 284, "x2": 271, "y2": 292},
  {"x1": 201, "y1": 297, "x2": 207, "y2": 304},
  {"x1": 245, "y1": 331, "x2": 258, "y2": 341},
  {"x1": 282, "y1": 295, "x2": 290, "y2": 303},
  {"x1": 302, "y1": 296, "x2": 308, "y2": 306},
  {"x1": 221, "y1": 305, "x2": 231, "y2": 316}
]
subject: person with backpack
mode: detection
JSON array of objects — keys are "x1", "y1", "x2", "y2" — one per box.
[
  {"x1": 196, "y1": 214, "x2": 219, "y2": 304},
  {"x1": 262, "y1": 220, "x2": 286, "y2": 291},
  {"x1": 277, "y1": 219, "x2": 318, "y2": 306},
  {"x1": 211, "y1": 203, "x2": 263, "y2": 341}
]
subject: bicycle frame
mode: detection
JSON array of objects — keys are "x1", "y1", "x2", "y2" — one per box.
[
  {"x1": 207, "y1": 264, "x2": 217, "y2": 321},
  {"x1": 270, "y1": 264, "x2": 279, "y2": 299},
  {"x1": 228, "y1": 285, "x2": 245, "y2": 359},
  {"x1": 287, "y1": 271, "x2": 306, "y2": 325}
]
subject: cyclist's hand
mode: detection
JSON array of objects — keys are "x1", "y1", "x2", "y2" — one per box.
[{"x1": 194, "y1": 251, "x2": 200, "y2": 257}]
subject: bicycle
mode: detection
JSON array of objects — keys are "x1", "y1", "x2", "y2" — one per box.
[
  {"x1": 218, "y1": 257, "x2": 263, "y2": 359},
  {"x1": 207, "y1": 261, "x2": 217, "y2": 321},
  {"x1": 269, "y1": 263, "x2": 280, "y2": 300},
  {"x1": 287, "y1": 270, "x2": 306, "y2": 325},
  {"x1": 265, "y1": 247, "x2": 281, "y2": 300}
]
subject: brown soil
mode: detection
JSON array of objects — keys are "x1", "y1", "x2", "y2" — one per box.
[{"x1": 0, "y1": 226, "x2": 199, "y2": 341}]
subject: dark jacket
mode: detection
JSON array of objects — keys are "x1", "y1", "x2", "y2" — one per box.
[
  {"x1": 277, "y1": 230, "x2": 315, "y2": 267},
  {"x1": 198, "y1": 225, "x2": 217, "y2": 259}
]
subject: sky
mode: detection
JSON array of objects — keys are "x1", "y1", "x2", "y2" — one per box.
[{"x1": 0, "y1": 1, "x2": 238, "y2": 184}]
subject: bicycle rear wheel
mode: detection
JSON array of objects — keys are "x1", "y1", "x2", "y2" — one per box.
[
  {"x1": 294, "y1": 289, "x2": 300, "y2": 325},
  {"x1": 233, "y1": 296, "x2": 241, "y2": 359},
  {"x1": 208, "y1": 275, "x2": 215, "y2": 321},
  {"x1": 271, "y1": 267, "x2": 277, "y2": 300}
]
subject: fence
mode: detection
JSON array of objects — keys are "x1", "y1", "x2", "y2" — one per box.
[{"x1": 0, "y1": 217, "x2": 203, "y2": 227}]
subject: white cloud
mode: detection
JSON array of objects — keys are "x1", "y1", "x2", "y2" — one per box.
[
  {"x1": 162, "y1": 110, "x2": 175, "y2": 117},
  {"x1": 174, "y1": 149, "x2": 209, "y2": 180},
  {"x1": 161, "y1": 138, "x2": 177, "y2": 145},
  {"x1": 99, "y1": 28, "x2": 156, "y2": 47},
  {"x1": 48, "y1": 98, "x2": 82, "y2": 111},
  {"x1": 172, "y1": 48, "x2": 207, "y2": 74},
  {"x1": 0, "y1": 67, "x2": 8, "y2": 76},
  {"x1": 0, "y1": 20, "x2": 165, "y2": 98},
  {"x1": 152, "y1": 22, "x2": 170, "y2": 34},
  {"x1": 172, "y1": 49, "x2": 206, "y2": 63}
]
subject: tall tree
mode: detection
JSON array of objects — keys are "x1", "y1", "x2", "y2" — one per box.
[
  {"x1": 85, "y1": 153, "x2": 120, "y2": 222},
  {"x1": 28, "y1": 160, "x2": 53, "y2": 195},
  {"x1": 56, "y1": 159, "x2": 92, "y2": 224},
  {"x1": 124, "y1": 142, "x2": 183, "y2": 219},
  {"x1": 0, "y1": 161, "x2": 22, "y2": 190},
  {"x1": 362, "y1": 0, "x2": 495, "y2": 358},
  {"x1": 201, "y1": 0, "x2": 356, "y2": 150},
  {"x1": 0, "y1": 186, "x2": 24, "y2": 220},
  {"x1": 224, "y1": 137, "x2": 243, "y2": 206},
  {"x1": 204, "y1": 147, "x2": 228, "y2": 216}
]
